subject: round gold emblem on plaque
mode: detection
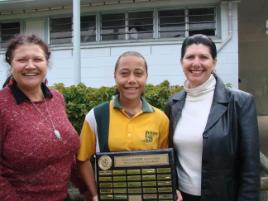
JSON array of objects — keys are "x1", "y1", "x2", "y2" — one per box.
[{"x1": 98, "y1": 155, "x2": 112, "y2": 170}]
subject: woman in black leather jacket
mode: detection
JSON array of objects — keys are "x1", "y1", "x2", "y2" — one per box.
[{"x1": 165, "y1": 34, "x2": 260, "y2": 201}]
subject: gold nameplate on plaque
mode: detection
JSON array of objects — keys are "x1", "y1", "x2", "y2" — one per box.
[
  {"x1": 114, "y1": 154, "x2": 169, "y2": 167},
  {"x1": 95, "y1": 148, "x2": 176, "y2": 201}
]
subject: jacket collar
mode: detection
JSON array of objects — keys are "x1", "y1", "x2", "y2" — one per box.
[
  {"x1": 212, "y1": 73, "x2": 230, "y2": 104},
  {"x1": 170, "y1": 73, "x2": 231, "y2": 136},
  {"x1": 204, "y1": 74, "x2": 230, "y2": 134},
  {"x1": 9, "y1": 81, "x2": 53, "y2": 104}
]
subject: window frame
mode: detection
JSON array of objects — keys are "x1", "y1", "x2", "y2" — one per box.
[
  {"x1": 81, "y1": 15, "x2": 97, "y2": 43},
  {"x1": 158, "y1": 6, "x2": 217, "y2": 39},
  {"x1": 48, "y1": 5, "x2": 219, "y2": 46},
  {"x1": 187, "y1": 7, "x2": 217, "y2": 36},
  {"x1": 49, "y1": 15, "x2": 73, "y2": 45},
  {"x1": 0, "y1": 21, "x2": 21, "y2": 48},
  {"x1": 100, "y1": 10, "x2": 154, "y2": 41},
  {"x1": 158, "y1": 8, "x2": 186, "y2": 39}
]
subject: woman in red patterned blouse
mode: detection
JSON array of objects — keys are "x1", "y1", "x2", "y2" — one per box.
[{"x1": 0, "y1": 34, "x2": 80, "y2": 201}]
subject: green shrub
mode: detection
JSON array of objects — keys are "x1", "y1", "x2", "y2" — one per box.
[{"x1": 53, "y1": 81, "x2": 183, "y2": 133}]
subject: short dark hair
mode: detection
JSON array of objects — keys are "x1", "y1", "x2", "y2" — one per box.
[
  {"x1": 181, "y1": 34, "x2": 217, "y2": 60},
  {"x1": 5, "y1": 34, "x2": 50, "y2": 65},
  {"x1": 114, "y1": 51, "x2": 148, "y2": 74}
]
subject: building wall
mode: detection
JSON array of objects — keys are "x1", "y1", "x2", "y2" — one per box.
[
  {"x1": 238, "y1": 0, "x2": 268, "y2": 116},
  {"x1": 0, "y1": 1, "x2": 239, "y2": 89},
  {"x1": 238, "y1": 0, "x2": 268, "y2": 154},
  {"x1": 0, "y1": 54, "x2": 5, "y2": 86}
]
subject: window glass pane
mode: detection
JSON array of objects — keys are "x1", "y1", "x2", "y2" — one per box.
[
  {"x1": 188, "y1": 8, "x2": 215, "y2": 36},
  {"x1": 1, "y1": 22, "x2": 20, "y2": 46},
  {"x1": 50, "y1": 17, "x2": 72, "y2": 44},
  {"x1": 81, "y1": 15, "x2": 96, "y2": 42},
  {"x1": 159, "y1": 9, "x2": 185, "y2": 38},
  {"x1": 128, "y1": 11, "x2": 153, "y2": 40},
  {"x1": 101, "y1": 13, "x2": 125, "y2": 41}
]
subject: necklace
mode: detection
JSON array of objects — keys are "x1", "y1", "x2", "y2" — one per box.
[{"x1": 31, "y1": 98, "x2": 62, "y2": 140}]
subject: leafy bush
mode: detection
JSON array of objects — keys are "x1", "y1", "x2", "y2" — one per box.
[{"x1": 53, "y1": 81, "x2": 183, "y2": 133}]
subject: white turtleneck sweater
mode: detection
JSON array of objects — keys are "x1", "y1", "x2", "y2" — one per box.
[{"x1": 173, "y1": 74, "x2": 216, "y2": 196}]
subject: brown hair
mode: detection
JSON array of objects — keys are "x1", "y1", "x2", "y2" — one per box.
[{"x1": 5, "y1": 34, "x2": 50, "y2": 65}]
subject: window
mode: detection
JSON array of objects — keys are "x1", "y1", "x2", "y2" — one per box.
[
  {"x1": 101, "y1": 11, "x2": 153, "y2": 41},
  {"x1": 0, "y1": 22, "x2": 20, "y2": 47},
  {"x1": 49, "y1": 6, "x2": 217, "y2": 45},
  {"x1": 159, "y1": 7, "x2": 216, "y2": 38},
  {"x1": 50, "y1": 16, "x2": 97, "y2": 44},
  {"x1": 159, "y1": 9, "x2": 185, "y2": 38},
  {"x1": 188, "y1": 8, "x2": 216, "y2": 36},
  {"x1": 50, "y1": 17, "x2": 72, "y2": 45},
  {"x1": 81, "y1": 15, "x2": 96, "y2": 42},
  {"x1": 128, "y1": 11, "x2": 153, "y2": 40},
  {"x1": 101, "y1": 13, "x2": 125, "y2": 41}
]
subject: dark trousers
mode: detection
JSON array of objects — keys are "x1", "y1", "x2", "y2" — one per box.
[{"x1": 181, "y1": 191, "x2": 201, "y2": 201}]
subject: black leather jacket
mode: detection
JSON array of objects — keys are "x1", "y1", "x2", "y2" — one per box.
[{"x1": 165, "y1": 74, "x2": 260, "y2": 201}]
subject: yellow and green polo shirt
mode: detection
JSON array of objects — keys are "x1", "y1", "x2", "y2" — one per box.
[{"x1": 77, "y1": 95, "x2": 169, "y2": 161}]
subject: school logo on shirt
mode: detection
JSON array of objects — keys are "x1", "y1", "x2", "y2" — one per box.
[{"x1": 144, "y1": 131, "x2": 158, "y2": 143}]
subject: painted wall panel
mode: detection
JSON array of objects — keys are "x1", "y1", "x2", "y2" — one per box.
[
  {"x1": 111, "y1": 46, "x2": 151, "y2": 57},
  {"x1": 151, "y1": 45, "x2": 180, "y2": 56},
  {"x1": 81, "y1": 57, "x2": 115, "y2": 67},
  {"x1": 51, "y1": 50, "x2": 73, "y2": 58},
  {"x1": 25, "y1": 19, "x2": 45, "y2": 39},
  {"x1": 0, "y1": 54, "x2": 8, "y2": 85},
  {"x1": 81, "y1": 48, "x2": 111, "y2": 58}
]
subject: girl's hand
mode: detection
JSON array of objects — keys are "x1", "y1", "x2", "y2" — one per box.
[
  {"x1": 83, "y1": 191, "x2": 98, "y2": 201},
  {"x1": 176, "y1": 190, "x2": 183, "y2": 201}
]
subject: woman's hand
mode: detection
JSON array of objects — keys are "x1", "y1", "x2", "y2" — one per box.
[{"x1": 176, "y1": 190, "x2": 183, "y2": 201}]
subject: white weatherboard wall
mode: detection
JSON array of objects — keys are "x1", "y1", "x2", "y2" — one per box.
[
  {"x1": 77, "y1": 44, "x2": 182, "y2": 87},
  {"x1": 25, "y1": 19, "x2": 46, "y2": 39},
  {"x1": 0, "y1": 54, "x2": 6, "y2": 86},
  {"x1": 0, "y1": 2, "x2": 239, "y2": 88}
]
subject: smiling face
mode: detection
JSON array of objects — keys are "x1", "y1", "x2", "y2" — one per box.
[
  {"x1": 181, "y1": 43, "x2": 216, "y2": 88},
  {"x1": 114, "y1": 55, "x2": 148, "y2": 103},
  {"x1": 10, "y1": 44, "x2": 48, "y2": 93}
]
